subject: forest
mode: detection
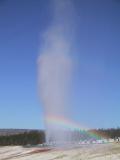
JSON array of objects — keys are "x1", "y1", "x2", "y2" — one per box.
[
  {"x1": 0, "y1": 128, "x2": 120, "y2": 146},
  {"x1": 0, "y1": 130, "x2": 45, "y2": 146}
]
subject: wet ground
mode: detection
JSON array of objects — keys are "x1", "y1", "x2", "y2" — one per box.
[{"x1": 0, "y1": 143, "x2": 120, "y2": 160}]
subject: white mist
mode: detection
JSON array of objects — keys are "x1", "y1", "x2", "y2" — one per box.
[{"x1": 38, "y1": 0, "x2": 75, "y2": 144}]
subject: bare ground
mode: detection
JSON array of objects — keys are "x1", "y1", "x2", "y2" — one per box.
[{"x1": 0, "y1": 143, "x2": 120, "y2": 160}]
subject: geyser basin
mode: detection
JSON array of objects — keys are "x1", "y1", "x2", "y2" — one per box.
[{"x1": 1, "y1": 143, "x2": 119, "y2": 160}]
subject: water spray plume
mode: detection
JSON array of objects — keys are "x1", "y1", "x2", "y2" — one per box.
[
  {"x1": 38, "y1": 0, "x2": 109, "y2": 145},
  {"x1": 38, "y1": 0, "x2": 74, "y2": 144}
]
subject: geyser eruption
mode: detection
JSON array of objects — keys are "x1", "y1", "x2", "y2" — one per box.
[
  {"x1": 39, "y1": 52, "x2": 72, "y2": 144},
  {"x1": 38, "y1": 0, "x2": 75, "y2": 145}
]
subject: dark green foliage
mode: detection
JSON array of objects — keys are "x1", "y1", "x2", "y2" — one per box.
[
  {"x1": 0, "y1": 128, "x2": 120, "y2": 146},
  {"x1": 89, "y1": 128, "x2": 120, "y2": 139},
  {"x1": 73, "y1": 128, "x2": 120, "y2": 141},
  {"x1": 0, "y1": 131, "x2": 45, "y2": 146}
]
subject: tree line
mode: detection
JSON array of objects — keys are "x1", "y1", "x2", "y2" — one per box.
[
  {"x1": 0, "y1": 130, "x2": 45, "y2": 146},
  {"x1": 0, "y1": 128, "x2": 120, "y2": 146},
  {"x1": 92, "y1": 128, "x2": 120, "y2": 139},
  {"x1": 73, "y1": 128, "x2": 120, "y2": 141}
]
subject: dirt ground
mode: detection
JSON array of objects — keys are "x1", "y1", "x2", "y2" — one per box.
[{"x1": 0, "y1": 143, "x2": 120, "y2": 160}]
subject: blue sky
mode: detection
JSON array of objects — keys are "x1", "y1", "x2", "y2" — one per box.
[{"x1": 0, "y1": 0, "x2": 120, "y2": 129}]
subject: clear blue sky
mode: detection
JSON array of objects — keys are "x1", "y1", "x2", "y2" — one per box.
[{"x1": 0, "y1": 0, "x2": 120, "y2": 129}]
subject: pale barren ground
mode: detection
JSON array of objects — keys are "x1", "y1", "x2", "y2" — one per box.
[{"x1": 0, "y1": 143, "x2": 120, "y2": 160}]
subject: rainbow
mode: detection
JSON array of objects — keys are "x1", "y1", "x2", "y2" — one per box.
[{"x1": 46, "y1": 114, "x2": 109, "y2": 140}]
